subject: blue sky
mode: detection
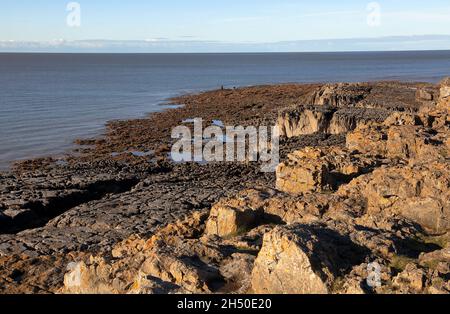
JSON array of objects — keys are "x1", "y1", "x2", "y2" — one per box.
[{"x1": 1, "y1": 0, "x2": 450, "y2": 51}]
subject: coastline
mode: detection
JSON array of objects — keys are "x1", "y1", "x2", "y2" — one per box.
[
  {"x1": 0, "y1": 79, "x2": 449, "y2": 294},
  {"x1": 3, "y1": 50, "x2": 450, "y2": 169}
]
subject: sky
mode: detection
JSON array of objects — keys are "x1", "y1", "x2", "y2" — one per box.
[{"x1": 1, "y1": 0, "x2": 450, "y2": 52}]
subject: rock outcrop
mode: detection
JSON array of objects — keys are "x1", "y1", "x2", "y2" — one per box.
[
  {"x1": 60, "y1": 78, "x2": 449, "y2": 295},
  {"x1": 276, "y1": 147, "x2": 379, "y2": 194},
  {"x1": 309, "y1": 83, "x2": 372, "y2": 107},
  {"x1": 277, "y1": 106, "x2": 390, "y2": 137},
  {"x1": 0, "y1": 79, "x2": 448, "y2": 295},
  {"x1": 277, "y1": 82, "x2": 435, "y2": 138},
  {"x1": 251, "y1": 223, "x2": 368, "y2": 294}
]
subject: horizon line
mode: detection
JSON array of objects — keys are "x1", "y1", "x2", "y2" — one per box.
[
  {"x1": 2, "y1": 49, "x2": 450, "y2": 55},
  {"x1": 2, "y1": 34, "x2": 450, "y2": 53}
]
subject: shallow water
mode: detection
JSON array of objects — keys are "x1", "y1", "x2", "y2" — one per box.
[{"x1": 1, "y1": 51, "x2": 450, "y2": 169}]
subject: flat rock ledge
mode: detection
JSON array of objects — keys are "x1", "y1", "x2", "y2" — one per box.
[{"x1": 0, "y1": 80, "x2": 448, "y2": 294}]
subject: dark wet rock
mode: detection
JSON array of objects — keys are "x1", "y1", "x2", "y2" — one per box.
[{"x1": 0, "y1": 80, "x2": 447, "y2": 294}]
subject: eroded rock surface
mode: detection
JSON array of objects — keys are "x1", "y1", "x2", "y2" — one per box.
[
  {"x1": 277, "y1": 82, "x2": 436, "y2": 138},
  {"x1": 0, "y1": 79, "x2": 448, "y2": 294}
]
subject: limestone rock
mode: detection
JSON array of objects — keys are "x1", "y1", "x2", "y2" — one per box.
[
  {"x1": 338, "y1": 162, "x2": 450, "y2": 234},
  {"x1": 276, "y1": 147, "x2": 378, "y2": 195},
  {"x1": 346, "y1": 111, "x2": 448, "y2": 163},
  {"x1": 277, "y1": 105, "x2": 388, "y2": 138},
  {"x1": 204, "y1": 190, "x2": 268, "y2": 237},
  {"x1": 346, "y1": 123, "x2": 388, "y2": 156},
  {"x1": 277, "y1": 106, "x2": 335, "y2": 137},
  {"x1": 219, "y1": 253, "x2": 255, "y2": 294},
  {"x1": 440, "y1": 77, "x2": 450, "y2": 100},
  {"x1": 251, "y1": 223, "x2": 369, "y2": 294},
  {"x1": 310, "y1": 83, "x2": 371, "y2": 107},
  {"x1": 392, "y1": 263, "x2": 425, "y2": 293}
]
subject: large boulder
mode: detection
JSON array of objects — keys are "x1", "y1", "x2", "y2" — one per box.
[
  {"x1": 338, "y1": 162, "x2": 450, "y2": 235},
  {"x1": 204, "y1": 188, "x2": 335, "y2": 228},
  {"x1": 204, "y1": 189, "x2": 268, "y2": 238},
  {"x1": 346, "y1": 111, "x2": 448, "y2": 164},
  {"x1": 276, "y1": 147, "x2": 378, "y2": 195},
  {"x1": 62, "y1": 212, "x2": 226, "y2": 294},
  {"x1": 277, "y1": 106, "x2": 335, "y2": 137},
  {"x1": 276, "y1": 148, "x2": 330, "y2": 194},
  {"x1": 277, "y1": 105, "x2": 388, "y2": 138},
  {"x1": 440, "y1": 77, "x2": 450, "y2": 100},
  {"x1": 251, "y1": 223, "x2": 368, "y2": 294},
  {"x1": 309, "y1": 83, "x2": 371, "y2": 107}
]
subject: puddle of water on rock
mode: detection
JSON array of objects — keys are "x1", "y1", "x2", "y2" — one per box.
[
  {"x1": 212, "y1": 120, "x2": 224, "y2": 127},
  {"x1": 168, "y1": 152, "x2": 209, "y2": 165},
  {"x1": 182, "y1": 118, "x2": 197, "y2": 124},
  {"x1": 55, "y1": 159, "x2": 69, "y2": 167},
  {"x1": 182, "y1": 118, "x2": 225, "y2": 128},
  {"x1": 111, "y1": 150, "x2": 154, "y2": 158}
]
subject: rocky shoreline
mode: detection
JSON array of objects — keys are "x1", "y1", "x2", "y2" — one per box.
[{"x1": 0, "y1": 79, "x2": 448, "y2": 294}]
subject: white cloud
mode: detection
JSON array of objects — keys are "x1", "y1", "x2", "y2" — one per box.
[{"x1": 1, "y1": 35, "x2": 450, "y2": 52}]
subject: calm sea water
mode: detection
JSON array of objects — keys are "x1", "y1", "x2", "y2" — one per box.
[{"x1": 1, "y1": 51, "x2": 450, "y2": 169}]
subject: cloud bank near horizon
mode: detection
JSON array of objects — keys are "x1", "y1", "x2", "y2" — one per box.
[{"x1": 1, "y1": 35, "x2": 450, "y2": 53}]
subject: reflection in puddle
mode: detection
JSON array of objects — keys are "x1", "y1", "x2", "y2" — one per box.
[
  {"x1": 212, "y1": 120, "x2": 224, "y2": 127},
  {"x1": 182, "y1": 118, "x2": 225, "y2": 128},
  {"x1": 111, "y1": 150, "x2": 154, "y2": 157}
]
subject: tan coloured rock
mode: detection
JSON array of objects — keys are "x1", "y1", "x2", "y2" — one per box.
[
  {"x1": 346, "y1": 123, "x2": 388, "y2": 156},
  {"x1": 276, "y1": 148, "x2": 330, "y2": 194},
  {"x1": 62, "y1": 212, "x2": 225, "y2": 294},
  {"x1": 64, "y1": 260, "x2": 115, "y2": 294},
  {"x1": 440, "y1": 77, "x2": 450, "y2": 100},
  {"x1": 251, "y1": 223, "x2": 368, "y2": 294},
  {"x1": 204, "y1": 189, "x2": 270, "y2": 237},
  {"x1": 277, "y1": 105, "x2": 389, "y2": 138},
  {"x1": 265, "y1": 193, "x2": 333, "y2": 225},
  {"x1": 251, "y1": 225, "x2": 329, "y2": 294},
  {"x1": 205, "y1": 188, "x2": 335, "y2": 229},
  {"x1": 310, "y1": 83, "x2": 371, "y2": 107},
  {"x1": 392, "y1": 263, "x2": 425, "y2": 293},
  {"x1": 347, "y1": 109, "x2": 448, "y2": 163},
  {"x1": 139, "y1": 244, "x2": 221, "y2": 293},
  {"x1": 277, "y1": 106, "x2": 334, "y2": 137},
  {"x1": 416, "y1": 88, "x2": 434, "y2": 101},
  {"x1": 276, "y1": 147, "x2": 378, "y2": 195},
  {"x1": 339, "y1": 161, "x2": 450, "y2": 234}
]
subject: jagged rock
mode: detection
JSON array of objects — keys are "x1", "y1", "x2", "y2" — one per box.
[
  {"x1": 277, "y1": 105, "x2": 389, "y2": 138},
  {"x1": 277, "y1": 106, "x2": 335, "y2": 137},
  {"x1": 251, "y1": 223, "x2": 369, "y2": 294},
  {"x1": 392, "y1": 263, "x2": 425, "y2": 293},
  {"x1": 327, "y1": 108, "x2": 389, "y2": 134},
  {"x1": 346, "y1": 123, "x2": 388, "y2": 156},
  {"x1": 346, "y1": 111, "x2": 448, "y2": 163},
  {"x1": 276, "y1": 147, "x2": 378, "y2": 195},
  {"x1": 276, "y1": 148, "x2": 330, "y2": 194},
  {"x1": 338, "y1": 162, "x2": 450, "y2": 234},
  {"x1": 416, "y1": 88, "x2": 434, "y2": 101},
  {"x1": 310, "y1": 83, "x2": 371, "y2": 107},
  {"x1": 440, "y1": 77, "x2": 450, "y2": 100},
  {"x1": 204, "y1": 190, "x2": 269, "y2": 237},
  {"x1": 3, "y1": 79, "x2": 450, "y2": 295},
  {"x1": 139, "y1": 243, "x2": 222, "y2": 293},
  {"x1": 205, "y1": 188, "x2": 334, "y2": 227},
  {"x1": 63, "y1": 260, "x2": 117, "y2": 294},
  {"x1": 265, "y1": 193, "x2": 333, "y2": 225},
  {"x1": 219, "y1": 253, "x2": 255, "y2": 294},
  {"x1": 383, "y1": 112, "x2": 421, "y2": 126}
]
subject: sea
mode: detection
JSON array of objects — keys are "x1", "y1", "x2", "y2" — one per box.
[{"x1": 1, "y1": 51, "x2": 450, "y2": 169}]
